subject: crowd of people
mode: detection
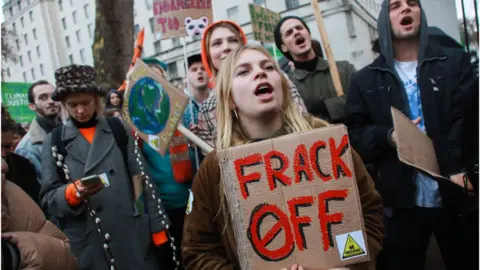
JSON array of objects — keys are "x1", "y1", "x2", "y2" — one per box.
[{"x1": 1, "y1": 0, "x2": 478, "y2": 269}]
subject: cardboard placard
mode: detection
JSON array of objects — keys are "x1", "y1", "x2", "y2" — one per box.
[
  {"x1": 218, "y1": 125, "x2": 369, "y2": 270},
  {"x1": 123, "y1": 59, "x2": 190, "y2": 156},
  {"x1": 153, "y1": 0, "x2": 213, "y2": 40},
  {"x1": 391, "y1": 107, "x2": 445, "y2": 179},
  {"x1": 248, "y1": 4, "x2": 281, "y2": 43}
]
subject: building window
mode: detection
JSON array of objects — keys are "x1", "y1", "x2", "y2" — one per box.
[
  {"x1": 76, "y1": 30, "x2": 81, "y2": 43},
  {"x1": 20, "y1": 17, "x2": 24, "y2": 28},
  {"x1": 15, "y1": 39, "x2": 20, "y2": 50},
  {"x1": 65, "y1": 36, "x2": 70, "y2": 48},
  {"x1": 62, "y1": 18, "x2": 67, "y2": 29},
  {"x1": 227, "y1": 6, "x2": 239, "y2": 21},
  {"x1": 12, "y1": 23, "x2": 16, "y2": 33},
  {"x1": 88, "y1": 23, "x2": 93, "y2": 38},
  {"x1": 8, "y1": 6, "x2": 13, "y2": 17},
  {"x1": 285, "y1": 0, "x2": 300, "y2": 10},
  {"x1": 154, "y1": 40, "x2": 161, "y2": 54},
  {"x1": 69, "y1": 54, "x2": 73, "y2": 64},
  {"x1": 58, "y1": 0, "x2": 63, "y2": 11},
  {"x1": 31, "y1": 68, "x2": 36, "y2": 81},
  {"x1": 40, "y1": 64, "x2": 44, "y2": 76},
  {"x1": 254, "y1": 0, "x2": 266, "y2": 5},
  {"x1": 80, "y1": 49, "x2": 85, "y2": 63},
  {"x1": 24, "y1": 33, "x2": 28, "y2": 45},
  {"x1": 29, "y1": 10, "x2": 33, "y2": 22},
  {"x1": 28, "y1": 51, "x2": 32, "y2": 62},
  {"x1": 70, "y1": 0, "x2": 74, "y2": 5},
  {"x1": 73, "y1": 11, "x2": 77, "y2": 24},
  {"x1": 33, "y1": 28, "x2": 37, "y2": 40},
  {"x1": 23, "y1": 72, "x2": 27, "y2": 82},
  {"x1": 145, "y1": 0, "x2": 153, "y2": 9},
  {"x1": 168, "y1": 62, "x2": 178, "y2": 78},
  {"x1": 17, "y1": 0, "x2": 21, "y2": 10},
  {"x1": 149, "y1": 18, "x2": 154, "y2": 33},
  {"x1": 36, "y1": 45, "x2": 41, "y2": 57},
  {"x1": 84, "y1": 4, "x2": 89, "y2": 18},
  {"x1": 172, "y1": 37, "x2": 180, "y2": 47},
  {"x1": 19, "y1": 55, "x2": 23, "y2": 67},
  {"x1": 6, "y1": 68, "x2": 10, "y2": 78}
]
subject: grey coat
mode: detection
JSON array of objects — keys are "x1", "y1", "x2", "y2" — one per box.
[{"x1": 40, "y1": 117, "x2": 171, "y2": 270}]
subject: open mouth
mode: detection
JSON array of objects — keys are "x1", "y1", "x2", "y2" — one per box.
[
  {"x1": 295, "y1": 36, "x2": 306, "y2": 46},
  {"x1": 400, "y1": 16, "x2": 413, "y2": 26},
  {"x1": 198, "y1": 77, "x2": 204, "y2": 82},
  {"x1": 254, "y1": 82, "x2": 274, "y2": 96}
]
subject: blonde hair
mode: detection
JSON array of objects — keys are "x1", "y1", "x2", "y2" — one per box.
[
  {"x1": 214, "y1": 45, "x2": 329, "y2": 231},
  {"x1": 216, "y1": 44, "x2": 315, "y2": 150},
  {"x1": 205, "y1": 22, "x2": 245, "y2": 77}
]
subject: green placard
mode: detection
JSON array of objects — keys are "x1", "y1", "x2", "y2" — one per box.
[
  {"x1": 249, "y1": 4, "x2": 281, "y2": 43},
  {"x1": 1, "y1": 82, "x2": 35, "y2": 123}
]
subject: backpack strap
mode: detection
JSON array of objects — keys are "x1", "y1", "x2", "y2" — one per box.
[{"x1": 105, "y1": 117, "x2": 128, "y2": 168}]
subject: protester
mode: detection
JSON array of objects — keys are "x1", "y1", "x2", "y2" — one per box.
[
  {"x1": 344, "y1": 0, "x2": 478, "y2": 269},
  {"x1": 15, "y1": 80, "x2": 61, "y2": 184},
  {"x1": 1, "y1": 158, "x2": 77, "y2": 270},
  {"x1": 40, "y1": 65, "x2": 172, "y2": 270},
  {"x1": 105, "y1": 89, "x2": 123, "y2": 110},
  {"x1": 182, "y1": 45, "x2": 384, "y2": 270},
  {"x1": 197, "y1": 20, "x2": 308, "y2": 149},
  {"x1": 143, "y1": 57, "x2": 168, "y2": 77},
  {"x1": 2, "y1": 113, "x2": 40, "y2": 205},
  {"x1": 11, "y1": 123, "x2": 26, "y2": 152},
  {"x1": 274, "y1": 16, "x2": 356, "y2": 123}
]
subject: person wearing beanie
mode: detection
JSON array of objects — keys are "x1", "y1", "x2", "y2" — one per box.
[
  {"x1": 40, "y1": 64, "x2": 172, "y2": 270},
  {"x1": 197, "y1": 20, "x2": 308, "y2": 151},
  {"x1": 142, "y1": 57, "x2": 168, "y2": 77},
  {"x1": 274, "y1": 16, "x2": 356, "y2": 123}
]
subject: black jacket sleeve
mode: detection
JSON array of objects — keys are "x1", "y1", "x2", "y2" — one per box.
[{"x1": 345, "y1": 74, "x2": 393, "y2": 163}]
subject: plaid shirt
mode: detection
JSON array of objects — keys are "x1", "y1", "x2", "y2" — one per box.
[{"x1": 197, "y1": 72, "x2": 308, "y2": 151}]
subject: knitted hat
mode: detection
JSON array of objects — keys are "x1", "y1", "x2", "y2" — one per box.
[
  {"x1": 51, "y1": 65, "x2": 105, "y2": 101},
  {"x1": 274, "y1": 16, "x2": 311, "y2": 61}
]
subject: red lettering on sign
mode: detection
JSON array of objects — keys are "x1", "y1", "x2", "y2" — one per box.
[
  {"x1": 184, "y1": 0, "x2": 191, "y2": 8},
  {"x1": 288, "y1": 196, "x2": 314, "y2": 251},
  {"x1": 329, "y1": 135, "x2": 352, "y2": 179},
  {"x1": 293, "y1": 144, "x2": 314, "y2": 183},
  {"x1": 177, "y1": 0, "x2": 184, "y2": 9},
  {"x1": 170, "y1": 0, "x2": 177, "y2": 11},
  {"x1": 309, "y1": 140, "x2": 332, "y2": 182},
  {"x1": 234, "y1": 154, "x2": 262, "y2": 199},
  {"x1": 318, "y1": 189, "x2": 348, "y2": 251},
  {"x1": 264, "y1": 150, "x2": 291, "y2": 191},
  {"x1": 248, "y1": 203, "x2": 295, "y2": 261},
  {"x1": 153, "y1": 1, "x2": 162, "y2": 15},
  {"x1": 157, "y1": 17, "x2": 167, "y2": 33}
]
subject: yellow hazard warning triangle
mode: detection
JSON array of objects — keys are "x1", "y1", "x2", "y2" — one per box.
[
  {"x1": 149, "y1": 137, "x2": 159, "y2": 149},
  {"x1": 342, "y1": 234, "x2": 365, "y2": 259}
]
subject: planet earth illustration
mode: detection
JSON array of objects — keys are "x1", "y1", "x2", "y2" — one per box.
[{"x1": 128, "y1": 77, "x2": 171, "y2": 135}]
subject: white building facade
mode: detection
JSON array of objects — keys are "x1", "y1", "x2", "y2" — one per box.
[{"x1": 2, "y1": 0, "x2": 461, "y2": 87}]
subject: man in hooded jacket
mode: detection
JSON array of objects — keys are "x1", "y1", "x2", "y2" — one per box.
[{"x1": 345, "y1": 0, "x2": 478, "y2": 269}]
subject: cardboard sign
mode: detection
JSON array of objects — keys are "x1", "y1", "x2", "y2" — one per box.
[
  {"x1": 123, "y1": 59, "x2": 190, "y2": 156},
  {"x1": 218, "y1": 125, "x2": 369, "y2": 269},
  {"x1": 153, "y1": 0, "x2": 213, "y2": 40},
  {"x1": 391, "y1": 107, "x2": 445, "y2": 179},
  {"x1": 249, "y1": 4, "x2": 281, "y2": 43}
]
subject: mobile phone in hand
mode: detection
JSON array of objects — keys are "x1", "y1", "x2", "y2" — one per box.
[{"x1": 80, "y1": 174, "x2": 102, "y2": 186}]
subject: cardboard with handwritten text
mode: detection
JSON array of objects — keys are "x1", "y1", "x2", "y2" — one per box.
[
  {"x1": 218, "y1": 125, "x2": 370, "y2": 270},
  {"x1": 153, "y1": 0, "x2": 213, "y2": 40},
  {"x1": 391, "y1": 107, "x2": 445, "y2": 179},
  {"x1": 123, "y1": 59, "x2": 189, "y2": 156},
  {"x1": 249, "y1": 4, "x2": 281, "y2": 43}
]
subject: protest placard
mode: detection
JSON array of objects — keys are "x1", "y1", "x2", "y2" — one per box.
[
  {"x1": 1, "y1": 82, "x2": 35, "y2": 123},
  {"x1": 123, "y1": 59, "x2": 190, "y2": 155},
  {"x1": 218, "y1": 125, "x2": 370, "y2": 269},
  {"x1": 249, "y1": 4, "x2": 281, "y2": 43},
  {"x1": 391, "y1": 107, "x2": 444, "y2": 179},
  {"x1": 153, "y1": 0, "x2": 213, "y2": 40}
]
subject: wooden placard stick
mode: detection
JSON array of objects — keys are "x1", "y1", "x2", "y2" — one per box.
[{"x1": 309, "y1": 0, "x2": 344, "y2": 97}]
